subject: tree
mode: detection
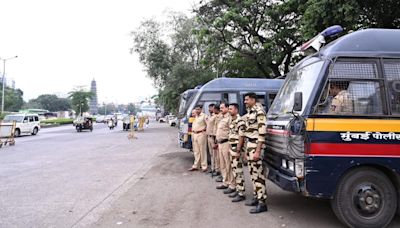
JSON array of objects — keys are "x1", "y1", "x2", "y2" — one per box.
[
  {"x1": 301, "y1": 0, "x2": 400, "y2": 39},
  {"x1": 131, "y1": 13, "x2": 214, "y2": 112},
  {"x1": 25, "y1": 94, "x2": 71, "y2": 111},
  {"x1": 68, "y1": 88, "x2": 93, "y2": 115},
  {"x1": 127, "y1": 103, "x2": 140, "y2": 115},
  {"x1": 196, "y1": 0, "x2": 304, "y2": 77},
  {"x1": 4, "y1": 88, "x2": 24, "y2": 112},
  {"x1": 97, "y1": 103, "x2": 116, "y2": 115}
]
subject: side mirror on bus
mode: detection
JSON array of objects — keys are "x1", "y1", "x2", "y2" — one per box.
[{"x1": 293, "y1": 92, "x2": 303, "y2": 112}]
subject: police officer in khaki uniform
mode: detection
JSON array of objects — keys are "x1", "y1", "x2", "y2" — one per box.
[
  {"x1": 206, "y1": 104, "x2": 220, "y2": 175},
  {"x1": 188, "y1": 105, "x2": 208, "y2": 172},
  {"x1": 215, "y1": 102, "x2": 235, "y2": 194},
  {"x1": 228, "y1": 103, "x2": 246, "y2": 202},
  {"x1": 213, "y1": 106, "x2": 224, "y2": 182},
  {"x1": 238, "y1": 92, "x2": 268, "y2": 213},
  {"x1": 329, "y1": 81, "x2": 353, "y2": 114}
]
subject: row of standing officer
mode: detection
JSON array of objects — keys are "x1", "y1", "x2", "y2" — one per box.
[{"x1": 188, "y1": 92, "x2": 268, "y2": 214}]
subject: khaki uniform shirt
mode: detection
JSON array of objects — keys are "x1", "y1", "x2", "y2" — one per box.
[
  {"x1": 229, "y1": 114, "x2": 246, "y2": 145},
  {"x1": 244, "y1": 104, "x2": 267, "y2": 144},
  {"x1": 330, "y1": 90, "x2": 353, "y2": 114},
  {"x1": 192, "y1": 113, "x2": 207, "y2": 132},
  {"x1": 215, "y1": 113, "x2": 231, "y2": 142},
  {"x1": 206, "y1": 113, "x2": 217, "y2": 136},
  {"x1": 213, "y1": 113, "x2": 223, "y2": 136}
]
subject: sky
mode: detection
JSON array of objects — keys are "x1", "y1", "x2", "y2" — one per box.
[{"x1": 0, "y1": 0, "x2": 195, "y2": 104}]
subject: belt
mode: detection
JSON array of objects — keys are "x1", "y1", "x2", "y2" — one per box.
[
  {"x1": 217, "y1": 139, "x2": 229, "y2": 144},
  {"x1": 193, "y1": 129, "x2": 206, "y2": 134}
]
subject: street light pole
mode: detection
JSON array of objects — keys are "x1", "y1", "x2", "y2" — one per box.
[{"x1": 0, "y1": 55, "x2": 18, "y2": 114}]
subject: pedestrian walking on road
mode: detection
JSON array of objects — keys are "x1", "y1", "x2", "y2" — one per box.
[
  {"x1": 228, "y1": 103, "x2": 246, "y2": 202},
  {"x1": 188, "y1": 106, "x2": 208, "y2": 172},
  {"x1": 215, "y1": 102, "x2": 235, "y2": 194},
  {"x1": 237, "y1": 92, "x2": 268, "y2": 214}
]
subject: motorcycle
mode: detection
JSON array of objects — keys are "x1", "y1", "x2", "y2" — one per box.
[{"x1": 108, "y1": 119, "x2": 115, "y2": 130}]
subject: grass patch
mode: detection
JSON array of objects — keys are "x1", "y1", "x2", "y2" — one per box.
[{"x1": 41, "y1": 118, "x2": 73, "y2": 125}]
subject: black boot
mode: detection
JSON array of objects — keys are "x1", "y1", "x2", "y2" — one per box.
[
  {"x1": 249, "y1": 202, "x2": 268, "y2": 214},
  {"x1": 232, "y1": 195, "x2": 246, "y2": 203},
  {"x1": 228, "y1": 191, "x2": 238, "y2": 198},
  {"x1": 223, "y1": 188, "x2": 235, "y2": 194},
  {"x1": 215, "y1": 175, "x2": 223, "y2": 182},
  {"x1": 245, "y1": 198, "x2": 258, "y2": 206}
]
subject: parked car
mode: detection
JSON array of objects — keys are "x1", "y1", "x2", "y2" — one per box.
[
  {"x1": 3, "y1": 113, "x2": 41, "y2": 137},
  {"x1": 95, "y1": 115, "x2": 105, "y2": 123}
]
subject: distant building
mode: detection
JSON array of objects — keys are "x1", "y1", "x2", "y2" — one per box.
[{"x1": 89, "y1": 79, "x2": 98, "y2": 115}]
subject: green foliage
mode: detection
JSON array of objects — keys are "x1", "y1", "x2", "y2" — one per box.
[
  {"x1": 131, "y1": 13, "x2": 214, "y2": 113},
  {"x1": 68, "y1": 88, "x2": 93, "y2": 115},
  {"x1": 0, "y1": 82, "x2": 24, "y2": 112},
  {"x1": 196, "y1": 0, "x2": 303, "y2": 77},
  {"x1": 4, "y1": 88, "x2": 24, "y2": 112},
  {"x1": 301, "y1": 0, "x2": 400, "y2": 39},
  {"x1": 24, "y1": 94, "x2": 71, "y2": 112},
  {"x1": 97, "y1": 103, "x2": 116, "y2": 115},
  {"x1": 41, "y1": 118, "x2": 73, "y2": 125},
  {"x1": 126, "y1": 103, "x2": 140, "y2": 115}
]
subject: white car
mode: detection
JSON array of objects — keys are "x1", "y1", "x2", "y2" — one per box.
[
  {"x1": 3, "y1": 113, "x2": 41, "y2": 137},
  {"x1": 167, "y1": 115, "x2": 178, "y2": 127}
]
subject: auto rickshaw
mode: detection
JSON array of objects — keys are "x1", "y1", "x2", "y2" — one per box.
[{"x1": 75, "y1": 116, "x2": 93, "y2": 132}]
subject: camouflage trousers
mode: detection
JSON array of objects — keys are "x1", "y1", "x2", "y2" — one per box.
[
  {"x1": 230, "y1": 144, "x2": 245, "y2": 196},
  {"x1": 247, "y1": 146, "x2": 267, "y2": 203}
]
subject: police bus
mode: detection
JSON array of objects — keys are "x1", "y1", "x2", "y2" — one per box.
[
  {"x1": 179, "y1": 77, "x2": 283, "y2": 149},
  {"x1": 265, "y1": 26, "x2": 400, "y2": 227}
]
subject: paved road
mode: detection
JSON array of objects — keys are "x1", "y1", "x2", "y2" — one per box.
[
  {"x1": 1, "y1": 122, "x2": 399, "y2": 228},
  {"x1": 0, "y1": 122, "x2": 175, "y2": 228}
]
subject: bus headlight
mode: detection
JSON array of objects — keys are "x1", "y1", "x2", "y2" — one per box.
[
  {"x1": 288, "y1": 161, "x2": 295, "y2": 172},
  {"x1": 281, "y1": 159, "x2": 287, "y2": 169},
  {"x1": 295, "y1": 159, "x2": 304, "y2": 178}
]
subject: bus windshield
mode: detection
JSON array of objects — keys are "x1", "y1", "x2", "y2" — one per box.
[
  {"x1": 269, "y1": 57, "x2": 325, "y2": 117},
  {"x1": 178, "y1": 94, "x2": 188, "y2": 116},
  {"x1": 178, "y1": 91, "x2": 196, "y2": 116}
]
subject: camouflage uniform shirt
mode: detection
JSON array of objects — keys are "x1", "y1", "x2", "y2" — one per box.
[
  {"x1": 243, "y1": 103, "x2": 267, "y2": 160},
  {"x1": 228, "y1": 114, "x2": 245, "y2": 156}
]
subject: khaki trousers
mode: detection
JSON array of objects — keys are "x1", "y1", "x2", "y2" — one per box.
[
  {"x1": 207, "y1": 136, "x2": 220, "y2": 171},
  {"x1": 218, "y1": 142, "x2": 235, "y2": 189},
  {"x1": 192, "y1": 132, "x2": 207, "y2": 170}
]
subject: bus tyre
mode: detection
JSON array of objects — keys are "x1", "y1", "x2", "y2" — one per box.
[{"x1": 331, "y1": 167, "x2": 397, "y2": 228}]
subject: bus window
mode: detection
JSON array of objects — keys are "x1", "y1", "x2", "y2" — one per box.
[
  {"x1": 316, "y1": 61, "x2": 384, "y2": 115},
  {"x1": 200, "y1": 92, "x2": 221, "y2": 101},
  {"x1": 223, "y1": 92, "x2": 238, "y2": 104},
  {"x1": 383, "y1": 61, "x2": 400, "y2": 115}
]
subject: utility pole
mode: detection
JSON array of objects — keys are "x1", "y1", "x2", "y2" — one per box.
[{"x1": 0, "y1": 56, "x2": 18, "y2": 113}]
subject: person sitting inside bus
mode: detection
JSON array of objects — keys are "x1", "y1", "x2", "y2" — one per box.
[{"x1": 328, "y1": 81, "x2": 353, "y2": 114}]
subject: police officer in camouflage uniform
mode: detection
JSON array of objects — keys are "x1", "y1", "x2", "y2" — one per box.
[
  {"x1": 237, "y1": 92, "x2": 268, "y2": 213},
  {"x1": 228, "y1": 103, "x2": 246, "y2": 202}
]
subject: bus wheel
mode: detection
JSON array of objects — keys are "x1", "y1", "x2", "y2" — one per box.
[{"x1": 331, "y1": 167, "x2": 397, "y2": 228}]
